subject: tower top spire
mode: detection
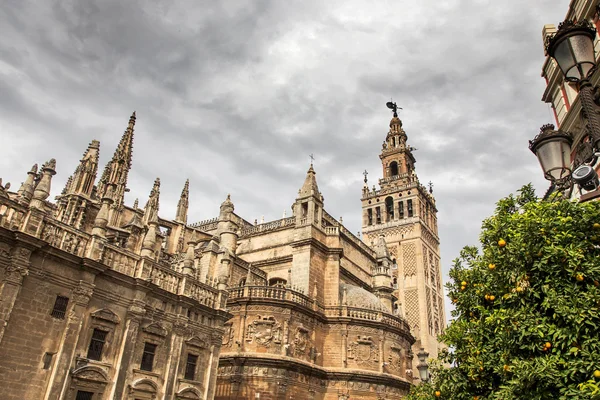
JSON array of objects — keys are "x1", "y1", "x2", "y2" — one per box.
[
  {"x1": 97, "y1": 112, "x2": 136, "y2": 205},
  {"x1": 298, "y1": 162, "x2": 321, "y2": 200}
]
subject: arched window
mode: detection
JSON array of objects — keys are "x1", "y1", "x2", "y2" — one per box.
[
  {"x1": 390, "y1": 161, "x2": 399, "y2": 177},
  {"x1": 239, "y1": 278, "x2": 246, "y2": 287},
  {"x1": 269, "y1": 278, "x2": 287, "y2": 288},
  {"x1": 385, "y1": 197, "x2": 394, "y2": 221}
]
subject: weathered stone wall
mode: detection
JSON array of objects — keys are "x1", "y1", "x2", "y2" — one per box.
[{"x1": 0, "y1": 233, "x2": 227, "y2": 400}]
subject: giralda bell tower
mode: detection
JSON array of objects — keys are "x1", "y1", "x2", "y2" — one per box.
[{"x1": 361, "y1": 102, "x2": 446, "y2": 364}]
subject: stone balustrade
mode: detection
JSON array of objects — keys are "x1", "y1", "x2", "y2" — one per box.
[
  {"x1": 228, "y1": 285, "x2": 411, "y2": 332},
  {"x1": 240, "y1": 217, "x2": 295, "y2": 236},
  {"x1": 40, "y1": 219, "x2": 91, "y2": 258},
  {"x1": 0, "y1": 199, "x2": 27, "y2": 230},
  {"x1": 228, "y1": 285, "x2": 316, "y2": 309}
]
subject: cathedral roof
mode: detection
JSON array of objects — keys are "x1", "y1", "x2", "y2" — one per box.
[
  {"x1": 298, "y1": 163, "x2": 320, "y2": 199},
  {"x1": 340, "y1": 283, "x2": 389, "y2": 312}
]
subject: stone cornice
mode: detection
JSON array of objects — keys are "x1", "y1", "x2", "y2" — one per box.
[{"x1": 217, "y1": 353, "x2": 413, "y2": 391}]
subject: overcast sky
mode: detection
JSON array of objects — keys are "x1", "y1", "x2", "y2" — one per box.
[{"x1": 1, "y1": 0, "x2": 568, "y2": 318}]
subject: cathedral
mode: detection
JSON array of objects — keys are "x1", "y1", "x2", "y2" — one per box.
[{"x1": 0, "y1": 108, "x2": 444, "y2": 400}]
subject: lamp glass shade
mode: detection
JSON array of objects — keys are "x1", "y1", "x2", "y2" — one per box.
[
  {"x1": 551, "y1": 30, "x2": 595, "y2": 81},
  {"x1": 534, "y1": 137, "x2": 572, "y2": 181},
  {"x1": 417, "y1": 364, "x2": 429, "y2": 381}
]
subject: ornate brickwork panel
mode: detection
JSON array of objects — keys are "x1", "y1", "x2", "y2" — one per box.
[
  {"x1": 402, "y1": 243, "x2": 416, "y2": 276},
  {"x1": 426, "y1": 287, "x2": 433, "y2": 335},
  {"x1": 404, "y1": 289, "x2": 419, "y2": 330}
]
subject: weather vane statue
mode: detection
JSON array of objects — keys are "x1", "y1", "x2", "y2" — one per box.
[{"x1": 386, "y1": 99, "x2": 402, "y2": 117}]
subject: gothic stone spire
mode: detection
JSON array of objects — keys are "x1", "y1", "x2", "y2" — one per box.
[
  {"x1": 175, "y1": 179, "x2": 189, "y2": 224},
  {"x1": 97, "y1": 112, "x2": 135, "y2": 206},
  {"x1": 143, "y1": 177, "x2": 160, "y2": 225},
  {"x1": 64, "y1": 140, "x2": 100, "y2": 197},
  {"x1": 298, "y1": 163, "x2": 321, "y2": 200}
]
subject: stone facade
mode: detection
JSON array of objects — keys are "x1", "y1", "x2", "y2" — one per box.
[
  {"x1": 0, "y1": 110, "x2": 425, "y2": 399},
  {"x1": 540, "y1": 1, "x2": 600, "y2": 201},
  {"x1": 361, "y1": 113, "x2": 446, "y2": 365},
  {"x1": 0, "y1": 113, "x2": 233, "y2": 400}
]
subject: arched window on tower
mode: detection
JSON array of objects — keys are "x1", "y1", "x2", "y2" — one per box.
[
  {"x1": 407, "y1": 199, "x2": 413, "y2": 217},
  {"x1": 385, "y1": 197, "x2": 394, "y2": 221},
  {"x1": 390, "y1": 161, "x2": 399, "y2": 177},
  {"x1": 393, "y1": 277, "x2": 398, "y2": 289}
]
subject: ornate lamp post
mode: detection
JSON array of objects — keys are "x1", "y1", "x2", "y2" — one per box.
[
  {"x1": 531, "y1": 20, "x2": 600, "y2": 196},
  {"x1": 416, "y1": 347, "x2": 430, "y2": 383}
]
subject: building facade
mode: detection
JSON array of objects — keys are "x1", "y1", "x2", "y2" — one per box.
[
  {"x1": 0, "y1": 113, "x2": 234, "y2": 400},
  {"x1": 541, "y1": 0, "x2": 600, "y2": 200},
  {"x1": 360, "y1": 112, "x2": 445, "y2": 363},
  {"x1": 0, "y1": 109, "x2": 444, "y2": 399}
]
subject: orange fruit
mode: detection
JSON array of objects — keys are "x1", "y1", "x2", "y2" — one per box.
[
  {"x1": 545, "y1": 342, "x2": 552, "y2": 349},
  {"x1": 593, "y1": 223, "x2": 600, "y2": 230},
  {"x1": 516, "y1": 287, "x2": 524, "y2": 293},
  {"x1": 461, "y1": 281, "x2": 467, "y2": 286},
  {"x1": 484, "y1": 294, "x2": 490, "y2": 300},
  {"x1": 503, "y1": 364, "x2": 510, "y2": 372},
  {"x1": 594, "y1": 370, "x2": 600, "y2": 378},
  {"x1": 435, "y1": 390, "x2": 441, "y2": 397},
  {"x1": 489, "y1": 263, "x2": 496, "y2": 270},
  {"x1": 498, "y1": 239, "x2": 506, "y2": 247},
  {"x1": 576, "y1": 274, "x2": 584, "y2": 282},
  {"x1": 489, "y1": 295, "x2": 495, "y2": 301}
]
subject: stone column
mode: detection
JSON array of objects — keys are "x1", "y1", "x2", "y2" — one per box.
[
  {"x1": 164, "y1": 320, "x2": 189, "y2": 398},
  {"x1": 110, "y1": 296, "x2": 146, "y2": 400},
  {"x1": 45, "y1": 280, "x2": 95, "y2": 400},
  {"x1": 341, "y1": 326, "x2": 348, "y2": 368},
  {"x1": 204, "y1": 335, "x2": 223, "y2": 400},
  {"x1": 0, "y1": 246, "x2": 31, "y2": 344},
  {"x1": 378, "y1": 330, "x2": 384, "y2": 373}
]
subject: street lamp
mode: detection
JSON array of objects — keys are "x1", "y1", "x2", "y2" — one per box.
[
  {"x1": 416, "y1": 347, "x2": 430, "y2": 382},
  {"x1": 532, "y1": 20, "x2": 600, "y2": 197},
  {"x1": 529, "y1": 124, "x2": 574, "y2": 196}
]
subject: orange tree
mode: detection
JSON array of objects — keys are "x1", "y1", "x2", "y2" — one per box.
[{"x1": 406, "y1": 185, "x2": 600, "y2": 399}]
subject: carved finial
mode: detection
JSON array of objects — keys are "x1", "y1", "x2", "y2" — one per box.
[
  {"x1": 133, "y1": 198, "x2": 139, "y2": 209},
  {"x1": 363, "y1": 169, "x2": 368, "y2": 184},
  {"x1": 428, "y1": 181, "x2": 434, "y2": 194}
]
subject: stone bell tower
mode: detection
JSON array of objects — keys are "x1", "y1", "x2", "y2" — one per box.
[{"x1": 361, "y1": 103, "x2": 446, "y2": 362}]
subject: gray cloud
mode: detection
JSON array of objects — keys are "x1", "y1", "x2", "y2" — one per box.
[{"x1": 1, "y1": 0, "x2": 566, "y2": 318}]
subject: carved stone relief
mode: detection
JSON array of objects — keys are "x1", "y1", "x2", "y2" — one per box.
[
  {"x1": 347, "y1": 335, "x2": 378, "y2": 366},
  {"x1": 292, "y1": 324, "x2": 311, "y2": 359},
  {"x1": 222, "y1": 321, "x2": 235, "y2": 348},
  {"x1": 246, "y1": 315, "x2": 282, "y2": 348}
]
